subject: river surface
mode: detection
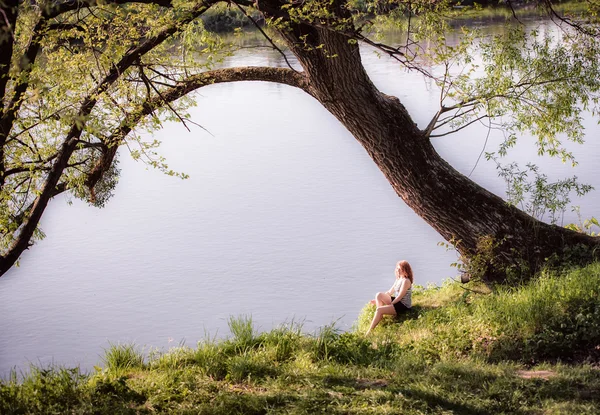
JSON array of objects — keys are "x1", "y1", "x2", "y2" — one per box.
[{"x1": 1, "y1": 19, "x2": 599, "y2": 376}]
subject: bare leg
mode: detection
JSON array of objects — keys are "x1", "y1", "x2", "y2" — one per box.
[
  {"x1": 366, "y1": 304, "x2": 396, "y2": 335},
  {"x1": 374, "y1": 292, "x2": 392, "y2": 307}
]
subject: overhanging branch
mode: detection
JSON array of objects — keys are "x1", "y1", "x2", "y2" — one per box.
[
  {"x1": 85, "y1": 66, "x2": 308, "y2": 199},
  {"x1": 0, "y1": 0, "x2": 221, "y2": 276}
]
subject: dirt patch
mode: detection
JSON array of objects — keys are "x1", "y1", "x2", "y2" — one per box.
[{"x1": 516, "y1": 370, "x2": 555, "y2": 380}]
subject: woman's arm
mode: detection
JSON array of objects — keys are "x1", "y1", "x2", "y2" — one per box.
[
  {"x1": 386, "y1": 282, "x2": 396, "y2": 296},
  {"x1": 391, "y1": 279, "x2": 411, "y2": 304}
]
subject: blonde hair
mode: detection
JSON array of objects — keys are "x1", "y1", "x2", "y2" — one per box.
[{"x1": 396, "y1": 260, "x2": 414, "y2": 284}]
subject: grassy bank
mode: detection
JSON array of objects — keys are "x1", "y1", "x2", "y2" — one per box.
[{"x1": 2, "y1": 263, "x2": 600, "y2": 414}]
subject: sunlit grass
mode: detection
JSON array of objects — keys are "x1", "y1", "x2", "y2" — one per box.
[
  {"x1": 102, "y1": 343, "x2": 146, "y2": 371},
  {"x1": 2, "y1": 262, "x2": 600, "y2": 414},
  {"x1": 361, "y1": 262, "x2": 600, "y2": 364}
]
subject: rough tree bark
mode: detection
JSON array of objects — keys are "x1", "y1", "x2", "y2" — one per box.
[{"x1": 256, "y1": 0, "x2": 600, "y2": 283}]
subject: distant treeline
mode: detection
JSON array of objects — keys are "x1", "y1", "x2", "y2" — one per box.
[
  {"x1": 201, "y1": 1, "x2": 566, "y2": 33},
  {"x1": 201, "y1": 5, "x2": 264, "y2": 33},
  {"x1": 352, "y1": 0, "x2": 548, "y2": 12}
]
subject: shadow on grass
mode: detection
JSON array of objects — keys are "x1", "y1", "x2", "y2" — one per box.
[
  {"x1": 395, "y1": 305, "x2": 429, "y2": 322},
  {"x1": 400, "y1": 387, "x2": 503, "y2": 415}
]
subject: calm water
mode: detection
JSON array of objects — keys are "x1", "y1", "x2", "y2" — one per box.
[{"x1": 1, "y1": 21, "x2": 599, "y2": 376}]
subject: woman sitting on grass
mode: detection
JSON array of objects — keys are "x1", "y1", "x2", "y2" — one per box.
[{"x1": 366, "y1": 260, "x2": 413, "y2": 335}]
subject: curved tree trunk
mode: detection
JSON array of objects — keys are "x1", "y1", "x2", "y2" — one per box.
[
  {"x1": 265, "y1": 7, "x2": 600, "y2": 283},
  {"x1": 1, "y1": 0, "x2": 597, "y2": 282}
]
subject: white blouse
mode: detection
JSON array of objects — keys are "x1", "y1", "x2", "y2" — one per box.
[{"x1": 390, "y1": 277, "x2": 412, "y2": 308}]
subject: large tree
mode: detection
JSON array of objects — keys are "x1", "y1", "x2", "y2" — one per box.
[{"x1": 0, "y1": 0, "x2": 599, "y2": 282}]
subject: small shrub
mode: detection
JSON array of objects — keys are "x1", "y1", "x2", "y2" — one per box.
[
  {"x1": 0, "y1": 373, "x2": 20, "y2": 414},
  {"x1": 330, "y1": 332, "x2": 390, "y2": 366}
]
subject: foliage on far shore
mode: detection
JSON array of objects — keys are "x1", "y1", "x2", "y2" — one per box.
[
  {"x1": 201, "y1": 4, "x2": 263, "y2": 33},
  {"x1": 2, "y1": 262, "x2": 600, "y2": 414},
  {"x1": 201, "y1": 0, "x2": 591, "y2": 33}
]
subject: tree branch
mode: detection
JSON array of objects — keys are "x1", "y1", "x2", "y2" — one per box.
[
  {"x1": 539, "y1": 0, "x2": 598, "y2": 38},
  {"x1": 2, "y1": 182, "x2": 69, "y2": 244},
  {"x1": 0, "y1": 0, "x2": 218, "y2": 276},
  {"x1": 138, "y1": 63, "x2": 191, "y2": 131},
  {"x1": 4, "y1": 152, "x2": 60, "y2": 176},
  {"x1": 1, "y1": 19, "x2": 46, "y2": 155},
  {"x1": 429, "y1": 115, "x2": 489, "y2": 138},
  {"x1": 0, "y1": 0, "x2": 20, "y2": 190},
  {"x1": 85, "y1": 66, "x2": 308, "y2": 198},
  {"x1": 233, "y1": 2, "x2": 298, "y2": 73}
]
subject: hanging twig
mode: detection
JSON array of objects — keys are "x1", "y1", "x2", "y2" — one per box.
[
  {"x1": 233, "y1": 2, "x2": 299, "y2": 73},
  {"x1": 468, "y1": 117, "x2": 493, "y2": 178},
  {"x1": 138, "y1": 62, "x2": 191, "y2": 132}
]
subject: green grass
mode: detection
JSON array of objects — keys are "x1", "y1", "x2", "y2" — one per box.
[
  {"x1": 2, "y1": 263, "x2": 600, "y2": 414},
  {"x1": 102, "y1": 342, "x2": 146, "y2": 371},
  {"x1": 356, "y1": 262, "x2": 600, "y2": 364}
]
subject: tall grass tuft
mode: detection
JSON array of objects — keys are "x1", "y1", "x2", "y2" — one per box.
[
  {"x1": 311, "y1": 323, "x2": 339, "y2": 361},
  {"x1": 228, "y1": 315, "x2": 257, "y2": 351},
  {"x1": 102, "y1": 343, "x2": 145, "y2": 371},
  {"x1": 193, "y1": 339, "x2": 228, "y2": 379}
]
